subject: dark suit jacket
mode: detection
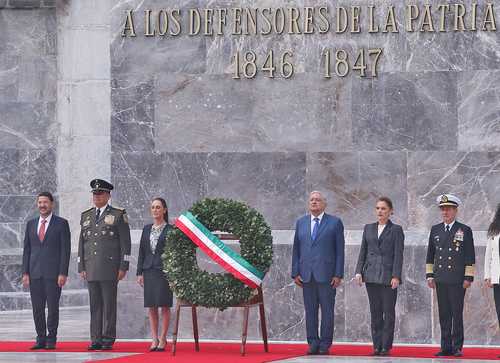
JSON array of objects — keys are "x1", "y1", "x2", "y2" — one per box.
[
  {"x1": 22, "y1": 215, "x2": 71, "y2": 279},
  {"x1": 425, "y1": 221, "x2": 475, "y2": 283},
  {"x1": 355, "y1": 220, "x2": 405, "y2": 285},
  {"x1": 136, "y1": 224, "x2": 171, "y2": 275},
  {"x1": 291, "y1": 213, "x2": 345, "y2": 283}
]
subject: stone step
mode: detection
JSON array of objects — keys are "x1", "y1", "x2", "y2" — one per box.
[
  {"x1": 0, "y1": 306, "x2": 91, "y2": 341},
  {"x1": 0, "y1": 250, "x2": 87, "y2": 293},
  {"x1": 0, "y1": 288, "x2": 88, "y2": 311}
]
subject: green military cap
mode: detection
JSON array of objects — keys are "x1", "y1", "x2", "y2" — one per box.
[{"x1": 90, "y1": 178, "x2": 114, "y2": 193}]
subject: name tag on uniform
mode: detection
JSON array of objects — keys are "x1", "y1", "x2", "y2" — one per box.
[{"x1": 104, "y1": 215, "x2": 115, "y2": 225}]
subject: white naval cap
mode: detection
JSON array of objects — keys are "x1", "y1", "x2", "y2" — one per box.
[{"x1": 436, "y1": 194, "x2": 461, "y2": 207}]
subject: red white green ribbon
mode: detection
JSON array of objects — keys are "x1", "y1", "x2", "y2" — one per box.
[{"x1": 175, "y1": 211, "x2": 264, "y2": 289}]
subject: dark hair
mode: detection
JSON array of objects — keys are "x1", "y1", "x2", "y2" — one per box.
[
  {"x1": 152, "y1": 197, "x2": 169, "y2": 223},
  {"x1": 37, "y1": 191, "x2": 54, "y2": 202},
  {"x1": 487, "y1": 204, "x2": 500, "y2": 239},
  {"x1": 377, "y1": 196, "x2": 393, "y2": 210}
]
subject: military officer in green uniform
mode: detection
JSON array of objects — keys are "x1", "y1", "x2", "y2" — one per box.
[
  {"x1": 78, "y1": 179, "x2": 131, "y2": 350},
  {"x1": 426, "y1": 194, "x2": 475, "y2": 357}
]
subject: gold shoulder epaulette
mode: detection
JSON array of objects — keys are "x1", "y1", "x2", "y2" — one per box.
[{"x1": 81, "y1": 207, "x2": 94, "y2": 214}]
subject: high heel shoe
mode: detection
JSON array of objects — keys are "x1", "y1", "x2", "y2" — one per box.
[
  {"x1": 149, "y1": 338, "x2": 159, "y2": 352},
  {"x1": 156, "y1": 338, "x2": 166, "y2": 352}
]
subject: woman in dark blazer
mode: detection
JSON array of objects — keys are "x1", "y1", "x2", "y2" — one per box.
[
  {"x1": 355, "y1": 196, "x2": 404, "y2": 356},
  {"x1": 136, "y1": 197, "x2": 173, "y2": 351}
]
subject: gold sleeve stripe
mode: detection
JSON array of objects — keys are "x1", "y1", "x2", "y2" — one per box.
[
  {"x1": 465, "y1": 265, "x2": 475, "y2": 277},
  {"x1": 426, "y1": 264, "x2": 434, "y2": 274}
]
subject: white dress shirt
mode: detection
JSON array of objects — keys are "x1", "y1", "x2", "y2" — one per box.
[
  {"x1": 311, "y1": 212, "x2": 324, "y2": 233},
  {"x1": 444, "y1": 220, "x2": 455, "y2": 231},
  {"x1": 377, "y1": 224, "x2": 386, "y2": 238},
  {"x1": 95, "y1": 205, "x2": 109, "y2": 222},
  {"x1": 37, "y1": 213, "x2": 53, "y2": 235}
]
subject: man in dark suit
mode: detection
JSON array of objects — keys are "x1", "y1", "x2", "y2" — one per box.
[
  {"x1": 22, "y1": 192, "x2": 71, "y2": 350},
  {"x1": 78, "y1": 179, "x2": 131, "y2": 351},
  {"x1": 426, "y1": 194, "x2": 475, "y2": 357},
  {"x1": 292, "y1": 191, "x2": 345, "y2": 355}
]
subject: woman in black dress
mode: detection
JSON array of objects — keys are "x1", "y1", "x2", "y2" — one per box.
[{"x1": 136, "y1": 197, "x2": 173, "y2": 351}]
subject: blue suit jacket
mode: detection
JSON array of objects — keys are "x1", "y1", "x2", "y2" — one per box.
[
  {"x1": 22, "y1": 215, "x2": 71, "y2": 279},
  {"x1": 291, "y1": 213, "x2": 345, "y2": 283}
]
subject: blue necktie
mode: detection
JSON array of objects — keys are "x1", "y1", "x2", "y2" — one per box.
[{"x1": 311, "y1": 217, "x2": 320, "y2": 241}]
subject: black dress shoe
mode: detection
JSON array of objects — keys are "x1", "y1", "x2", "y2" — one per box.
[
  {"x1": 306, "y1": 346, "x2": 319, "y2": 355},
  {"x1": 435, "y1": 350, "x2": 452, "y2": 356},
  {"x1": 453, "y1": 350, "x2": 463, "y2": 357},
  {"x1": 318, "y1": 349, "x2": 329, "y2": 355},
  {"x1": 45, "y1": 343, "x2": 56, "y2": 350},
  {"x1": 88, "y1": 343, "x2": 102, "y2": 351},
  {"x1": 30, "y1": 342, "x2": 46, "y2": 350},
  {"x1": 371, "y1": 349, "x2": 381, "y2": 356},
  {"x1": 379, "y1": 349, "x2": 390, "y2": 356},
  {"x1": 101, "y1": 344, "x2": 113, "y2": 351}
]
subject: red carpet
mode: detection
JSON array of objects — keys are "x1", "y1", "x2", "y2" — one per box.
[{"x1": 1, "y1": 341, "x2": 500, "y2": 362}]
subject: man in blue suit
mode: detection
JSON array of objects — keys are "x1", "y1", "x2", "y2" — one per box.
[
  {"x1": 292, "y1": 191, "x2": 345, "y2": 355},
  {"x1": 22, "y1": 192, "x2": 71, "y2": 350}
]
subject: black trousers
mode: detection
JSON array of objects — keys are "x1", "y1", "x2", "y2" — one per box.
[
  {"x1": 365, "y1": 283, "x2": 397, "y2": 351},
  {"x1": 29, "y1": 278, "x2": 62, "y2": 344},
  {"x1": 87, "y1": 280, "x2": 118, "y2": 345},
  {"x1": 493, "y1": 285, "x2": 500, "y2": 328},
  {"x1": 435, "y1": 282, "x2": 465, "y2": 352}
]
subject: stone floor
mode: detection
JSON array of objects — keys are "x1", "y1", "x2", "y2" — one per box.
[
  {"x1": 0, "y1": 353, "x2": 488, "y2": 363},
  {"x1": 275, "y1": 358, "x2": 486, "y2": 362},
  {"x1": 0, "y1": 352, "x2": 134, "y2": 362},
  {"x1": 0, "y1": 307, "x2": 90, "y2": 340}
]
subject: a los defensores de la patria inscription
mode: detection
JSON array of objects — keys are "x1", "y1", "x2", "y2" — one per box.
[{"x1": 121, "y1": 3, "x2": 497, "y2": 79}]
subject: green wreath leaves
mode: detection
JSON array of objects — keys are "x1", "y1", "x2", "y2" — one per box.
[{"x1": 163, "y1": 198, "x2": 273, "y2": 310}]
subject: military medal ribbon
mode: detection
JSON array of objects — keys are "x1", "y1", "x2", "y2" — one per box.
[{"x1": 175, "y1": 211, "x2": 264, "y2": 289}]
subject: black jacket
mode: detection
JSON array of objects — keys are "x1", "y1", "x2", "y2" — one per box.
[
  {"x1": 425, "y1": 221, "x2": 475, "y2": 283},
  {"x1": 355, "y1": 220, "x2": 405, "y2": 285},
  {"x1": 22, "y1": 215, "x2": 71, "y2": 279},
  {"x1": 136, "y1": 224, "x2": 171, "y2": 275}
]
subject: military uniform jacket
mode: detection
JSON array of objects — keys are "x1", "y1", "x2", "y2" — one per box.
[
  {"x1": 77, "y1": 205, "x2": 131, "y2": 281},
  {"x1": 426, "y1": 221, "x2": 475, "y2": 284}
]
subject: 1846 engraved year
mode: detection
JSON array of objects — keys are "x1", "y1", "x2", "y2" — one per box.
[{"x1": 232, "y1": 48, "x2": 383, "y2": 79}]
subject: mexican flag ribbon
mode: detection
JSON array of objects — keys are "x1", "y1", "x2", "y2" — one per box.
[{"x1": 175, "y1": 211, "x2": 264, "y2": 289}]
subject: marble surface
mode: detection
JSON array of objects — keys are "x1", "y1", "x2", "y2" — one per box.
[
  {"x1": 2, "y1": 243, "x2": 495, "y2": 344},
  {"x1": 1, "y1": 0, "x2": 500, "y2": 346}
]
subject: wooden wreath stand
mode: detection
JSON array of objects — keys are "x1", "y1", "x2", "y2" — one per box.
[
  {"x1": 171, "y1": 233, "x2": 268, "y2": 356},
  {"x1": 171, "y1": 286, "x2": 268, "y2": 356}
]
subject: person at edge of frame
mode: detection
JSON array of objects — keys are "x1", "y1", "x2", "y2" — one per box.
[{"x1": 484, "y1": 203, "x2": 500, "y2": 358}]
